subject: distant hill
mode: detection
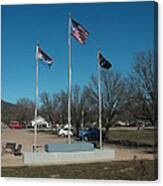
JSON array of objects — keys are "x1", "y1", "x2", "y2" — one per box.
[
  {"x1": 1, "y1": 100, "x2": 35, "y2": 125},
  {"x1": 1, "y1": 100, "x2": 23, "y2": 124}
]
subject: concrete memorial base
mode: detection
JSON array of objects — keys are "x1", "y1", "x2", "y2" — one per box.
[
  {"x1": 44, "y1": 142, "x2": 94, "y2": 152},
  {"x1": 23, "y1": 148, "x2": 115, "y2": 165}
]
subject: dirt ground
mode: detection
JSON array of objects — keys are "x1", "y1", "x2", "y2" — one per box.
[
  {"x1": 1, "y1": 129, "x2": 155, "y2": 167},
  {"x1": 1, "y1": 129, "x2": 68, "y2": 152}
]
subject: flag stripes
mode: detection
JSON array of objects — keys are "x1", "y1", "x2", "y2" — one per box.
[
  {"x1": 36, "y1": 45, "x2": 53, "y2": 67},
  {"x1": 71, "y1": 19, "x2": 89, "y2": 44}
]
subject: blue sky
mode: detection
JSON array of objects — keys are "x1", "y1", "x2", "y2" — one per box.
[{"x1": 1, "y1": 1, "x2": 156, "y2": 103}]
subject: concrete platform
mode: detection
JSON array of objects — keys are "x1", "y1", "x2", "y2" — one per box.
[
  {"x1": 44, "y1": 142, "x2": 94, "y2": 152},
  {"x1": 23, "y1": 149, "x2": 115, "y2": 165}
]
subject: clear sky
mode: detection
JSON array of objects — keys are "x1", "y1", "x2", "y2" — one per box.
[{"x1": 1, "y1": 1, "x2": 156, "y2": 103}]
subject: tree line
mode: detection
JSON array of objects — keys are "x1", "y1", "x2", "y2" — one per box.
[{"x1": 2, "y1": 51, "x2": 157, "y2": 132}]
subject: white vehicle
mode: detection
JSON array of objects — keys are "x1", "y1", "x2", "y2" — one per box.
[
  {"x1": 29, "y1": 116, "x2": 49, "y2": 128},
  {"x1": 58, "y1": 128, "x2": 73, "y2": 137}
]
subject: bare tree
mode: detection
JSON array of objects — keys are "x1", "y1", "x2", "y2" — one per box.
[
  {"x1": 102, "y1": 71, "x2": 126, "y2": 139},
  {"x1": 126, "y1": 51, "x2": 157, "y2": 126},
  {"x1": 16, "y1": 98, "x2": 35, "y2": 125},
  {"x1": 83, "y1": 71, "x2": 126, "y2": 140},
  {"x1": 40, "y1": 91, "x2": 69, "y2": 126},
  {"x1": 56, "y1": 90, "x2": 68, "y2": 125},
  {"x1": 40, "y1": 92, "x2": 54, "y2": 125},
  {"x1": 83, "y1": 76, "x2": 99, "y2": 125},
  {"x1": 72, "y1": 84, "x2": 84, "y2": 136}
]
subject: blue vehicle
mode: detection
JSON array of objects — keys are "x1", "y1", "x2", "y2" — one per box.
[{"x1": 79, "y1": 128, "x2": 105, "y2": 141}]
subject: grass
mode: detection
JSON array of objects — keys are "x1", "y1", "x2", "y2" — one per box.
[
  {"x1": 1, "y1": 160, "x2": 157, "y2": 180},
  {"x1": 109, "y1": 129, "x2": 156, "y2": 146},
  {"x1": 28, "y1": 128, "x2": 156, "y2": 146}
]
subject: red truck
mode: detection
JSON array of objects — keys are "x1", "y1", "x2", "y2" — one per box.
[{"x1": 8, "y1": 121, "x2": 23, "y2": 129}]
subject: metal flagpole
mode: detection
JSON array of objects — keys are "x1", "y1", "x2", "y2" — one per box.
[
  {"x1": 81, "y1": 110, "x2": 84, "y2": 129},
  {"x1": 97, "y1": 49, "x2": 102, "y2": 149},
  {"x1": 68, "y1": 13, "x2": 72, "y2": 144},
  {"x1": 34, "y1": 44, "x2": 39, "y2": 152}
]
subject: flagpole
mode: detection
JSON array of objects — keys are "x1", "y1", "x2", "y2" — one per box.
[
  {"x1": 68, "y1": 13, "x2": 72, "y2": 144},
  {"x1": 34, "y1": 44, "x2": 39, "y2": 152},
  {"x1": 97, "y1": 49, "x2": 102, "y2": 150}
]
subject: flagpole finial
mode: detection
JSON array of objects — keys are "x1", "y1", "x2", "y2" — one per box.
[
  {"x1": 97, "y1": 48, "x2": 101, "y2": 55},
  {"x1": 97, "y1": 48, "x2": 101, "y2": 58},
  {"x1": 37, "y1": 41, "x2": 40, "y2": 47}
]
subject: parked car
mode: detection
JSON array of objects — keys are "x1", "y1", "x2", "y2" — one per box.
[
  {"x1": 8, "y1": 121, "x2": 23, "y2": 129},
  {"x1": 79, "y1": 128, "x2": 105, "y2": 141},
  {"x1": 58, "y1": 128, "x2": 73, "y2": 137}
]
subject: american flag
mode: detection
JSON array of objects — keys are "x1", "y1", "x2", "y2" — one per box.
[
  {"x1": 36, "y1": 45, "x2": 53, "y2": 67},
  {"x1": 71, "y1": 19, "x2": 89, "y2": 44}
]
